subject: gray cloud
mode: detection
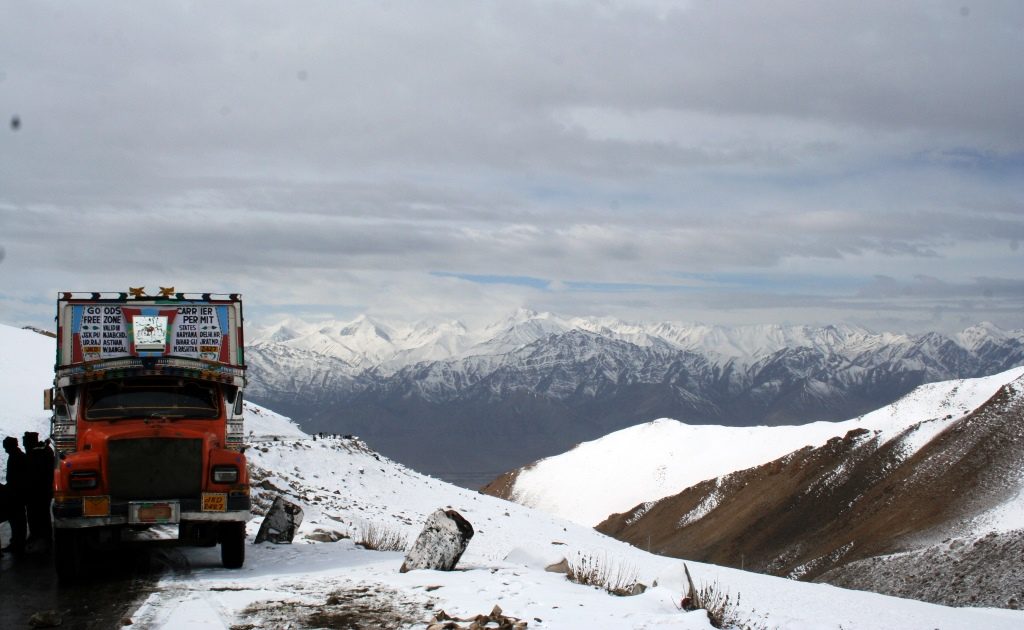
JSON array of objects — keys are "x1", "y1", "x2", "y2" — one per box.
[
  {"x1": 858, "y1": 275, "x2": 1024, "y2": 301},
  {"x1": 1, "y1": 1, "x2": 1023, "y2": 333}
]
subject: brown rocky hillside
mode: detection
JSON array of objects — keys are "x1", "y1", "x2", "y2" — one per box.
[
  {"x1": 479, "y1": 468, "x2": 519, "y2": 499},
  {"x1": 596, "y1": 376, "x2": 1024, "y2": 608}
]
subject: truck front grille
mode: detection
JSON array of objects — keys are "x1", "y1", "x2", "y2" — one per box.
[{"x1": 108, "y1": 438, "x2": 203, "y2": 500}]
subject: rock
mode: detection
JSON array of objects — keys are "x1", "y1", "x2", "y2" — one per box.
[
  {"x1": 304, "y1": 528, "x2": 347, "y2": 543},
  {"x1": 400, "y1": 509, "x2": 474, "y2": 573},
  {"x1": 254, "y1": 495, "x2": 304, "y2": 544},
  {"x1": 427, "y1": 605, "x2": 527, "y2": 629},
  {"x1": 544, "y1": 558, "x2": 569, "y2": 573},
  {"x1": 682, "y1": 563, "x2": 698, "y2": 611},
  {"x1": 610, "y1": 582, "x2": 648, "y2": 596},
  {"x1": 28, "y1": 610, "x2": 62, "y2": 628}
]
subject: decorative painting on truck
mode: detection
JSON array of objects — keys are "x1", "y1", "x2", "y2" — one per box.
[{"x1": 69, "y1": 302, "x2": 233, "y2": 363}]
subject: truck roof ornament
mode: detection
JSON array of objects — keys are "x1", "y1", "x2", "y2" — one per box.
[
  {"x1": 129, "y1": 286, "x2": 176, "y2": 299},
  {"x1": 58, "y1": 291, "x2": 242, "y2": 302}
]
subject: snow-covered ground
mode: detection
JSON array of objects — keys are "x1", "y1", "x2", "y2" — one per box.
[
  {"x1": 130, "y1": 428, "x2": 1024, "y2": 630},
  {"x1": 3, "y1": 323, "x2": 1024, "y2": 628},
  {"x1": 509, "y1": 367, "x2": 1024, "y2": 527}
]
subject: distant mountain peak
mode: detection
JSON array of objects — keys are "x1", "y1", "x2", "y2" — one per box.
[{"x1": 338, "y1": 316, "x2": 393, "y2": 342}]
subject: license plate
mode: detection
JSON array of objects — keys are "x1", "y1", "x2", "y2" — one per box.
[
  {"x1": 82, "y1": 495, "x2": 110, "y2": 517},
  {"x1": 202, "y1": 493, "x2": 227, "y2": 512},
  {"x1": 129, "y1": 501, "x2": 180, "y2": 524}
]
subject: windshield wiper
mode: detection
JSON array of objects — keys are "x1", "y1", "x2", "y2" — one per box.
[{"x1": 146, "y1": 412, "x2": 189, "y2": 422}]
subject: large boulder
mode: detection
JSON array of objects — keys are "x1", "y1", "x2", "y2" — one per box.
[
  {"x1": 254, "y1": 495, "x2": 304, "y2": 544},
  {"x1": 400, "y1": 509, "x2": 474, "y2": 573}
]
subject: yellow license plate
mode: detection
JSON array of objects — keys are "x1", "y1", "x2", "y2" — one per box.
[
  {"x1": 82, "y1": 495, "x2": 110, "y2": 517},
  {"x1": 202, "y1": 493, "x2": 227, "y2": 512}
]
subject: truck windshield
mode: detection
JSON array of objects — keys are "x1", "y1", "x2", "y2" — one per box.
[{"x1": 84, "y1": 377, "x2": 220, "y2": 420}]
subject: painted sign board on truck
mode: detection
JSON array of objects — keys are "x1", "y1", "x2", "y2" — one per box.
[{"x1": 55, "y1": 292, "x2": 245, "y2": 388}]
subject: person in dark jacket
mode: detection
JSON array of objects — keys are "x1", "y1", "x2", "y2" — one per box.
[
  {"x1": 2, "y1": 436, "x2": 28, "y2": 554},
  {"x1": 0, "y1": 481, "x2": 9, "y2": 557},
  {"x1": 23, "y1": 432, "x2": 54, "y2": 548}
]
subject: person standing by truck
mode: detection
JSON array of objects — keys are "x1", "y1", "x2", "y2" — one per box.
[
  {"x1": 0, "y1": 480, "x2": 9, "y2": 557},
  {"x1": 23, "y1": 432, "x2": 54, "y2": 549},
  {"x1": 2, "y1": 436, "x2": 28, "y2": 555}
]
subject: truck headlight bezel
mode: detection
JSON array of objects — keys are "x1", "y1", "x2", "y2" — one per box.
[
  {"x1": 211, "y1": 465, "x2": 239, "y2": 484},
  {"x1": 69, "y1": 470, "x2": 99, "y2": 489}
]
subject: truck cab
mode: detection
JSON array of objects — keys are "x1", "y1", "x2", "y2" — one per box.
[{"x1": 49, "y1": 291, "x2": 250, "y2": 580}]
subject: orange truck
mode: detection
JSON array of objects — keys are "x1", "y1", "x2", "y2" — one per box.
[{"x1": 47, "y1": 291, "x2": 250, "y2": 579}]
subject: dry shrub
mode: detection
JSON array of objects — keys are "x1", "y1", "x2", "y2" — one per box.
[
  {"x1": 356, "y1": 522, "x2": 408, "y2": 552},
  {"x1": 682, "y1": 563, "x2": 763, "y2": 629},
  {"x1": 695, "y1": 582, "x2": 741, "y2": 628},
  {"x1": 566, "y1": 551, "x2": 642, "y2": 596}
]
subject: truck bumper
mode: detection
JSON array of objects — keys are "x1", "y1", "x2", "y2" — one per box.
[
  {"x1": 53, "y1": 509, "x2": 252, "y2": 529},
  {"x1": 53, "y1": 496, "x2": 252, "y2": 528},
  {"x1": 180, "y1": 510, "x2": 252, "y2": 522}
]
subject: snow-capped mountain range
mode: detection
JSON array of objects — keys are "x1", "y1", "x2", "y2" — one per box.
[
  {"x1": 246, "y1": 312, "x2": 1024, "y2": 485},
  {"x1": 250, "y1": 310, "x2": 1022, "y2": 374}
]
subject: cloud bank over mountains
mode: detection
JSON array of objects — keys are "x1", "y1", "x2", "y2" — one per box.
[{"x1": 1, "y1": 1, "x2": 1022, "y2": 332}]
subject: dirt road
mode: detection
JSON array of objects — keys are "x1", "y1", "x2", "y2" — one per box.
[{"x1": 0, "y1": 540, "x2": 176, "y2": 629}]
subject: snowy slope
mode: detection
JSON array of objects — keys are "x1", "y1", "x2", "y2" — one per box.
[
  {"x1": 243, "y1": 403, "x2": 308, "y2": 440},
  {"x1": 504, "y1": 367, "x2": 1024, "y2": 527},
  {"x1": 130, "y1": 434, "x2": 1024, "y2": 630},
  {"x1": 0, "y1": 325, "x2": 55, "y2": 477},
  {"x1": 589, "y1": 368, "x2": 1024, "y2": 608}
]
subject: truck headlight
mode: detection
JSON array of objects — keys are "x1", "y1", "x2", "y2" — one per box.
[
  {"x1": 211, "y1": 465, "x2": 239, "y2": 484},
  {"x1": 69, "y1": 470, "x2": 99, "y2": 489}
]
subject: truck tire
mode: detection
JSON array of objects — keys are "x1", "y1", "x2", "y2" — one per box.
[
  {"x1": 53, "y1": 529, "x2": 82, "y2": 582},
  {"x1": 220, "y1": 522, "x2": 246, "y2": 569}
]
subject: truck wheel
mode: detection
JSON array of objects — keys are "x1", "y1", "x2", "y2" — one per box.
[
  {"x1": 54, "y1": 529, "x2": 82, "y2": 582},
  {"x1": 220, "y1": 522, "x2": 246, "y2": 569}
]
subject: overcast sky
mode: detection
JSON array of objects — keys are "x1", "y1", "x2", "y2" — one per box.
[{"x1": 1, "y1": 1, "x2": 1022, "y2": 334}]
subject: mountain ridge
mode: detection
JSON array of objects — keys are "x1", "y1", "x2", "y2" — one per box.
[
  {"x1": 253, "y1": 311, "x2": 1007, "y2": 372},
  {"x1": 591, "y1": 372, "x2": 1024, "y2": 608},
  {"x1": 480, "y1": 368, "x2": 1024, "y2": 527},
  {"x1": 480, "y1": 367, "x2": 1024, "y2": 609},
  {"x1": 246, "y1": 315, "x2": 1024, "y2": 483}
]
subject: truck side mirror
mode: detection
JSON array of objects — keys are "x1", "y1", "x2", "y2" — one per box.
[
  {"x1": 234, "y1": 393, "x2": 244, "y2": 416},
  {"x1": 44, "y1": 388, "x2": 53, "y2": 411}
]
